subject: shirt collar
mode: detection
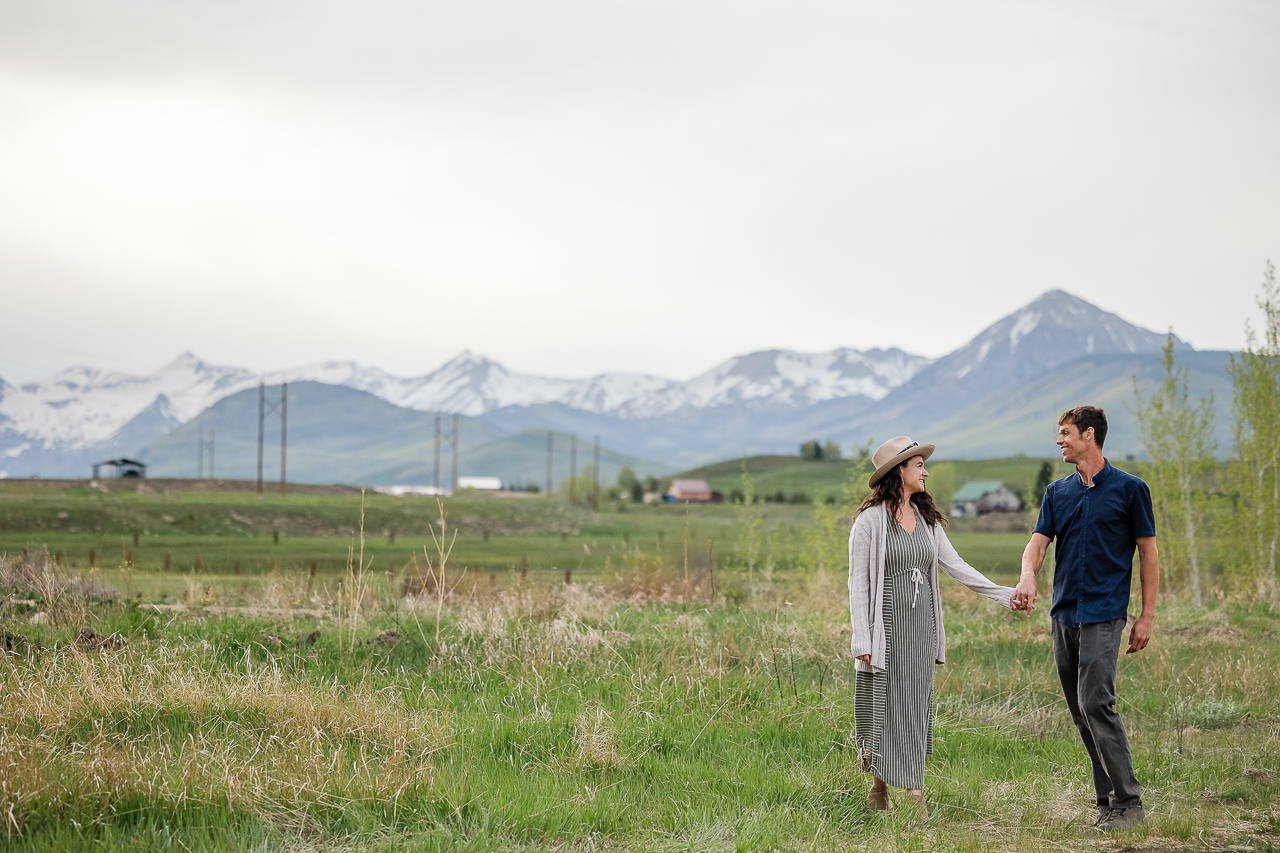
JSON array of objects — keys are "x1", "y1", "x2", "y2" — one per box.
[{"x1": 1076, "y1": 459, "x2": 1111, "y2": 489}]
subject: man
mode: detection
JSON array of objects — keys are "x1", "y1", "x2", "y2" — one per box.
[{"x1": 1011, "y1": 405, "x2": 1158, "y2": 832}]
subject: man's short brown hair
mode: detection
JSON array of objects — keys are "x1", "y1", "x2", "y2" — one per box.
[{"x1": 1059, "y1": 406, "x2": 1108, "y2": 448}]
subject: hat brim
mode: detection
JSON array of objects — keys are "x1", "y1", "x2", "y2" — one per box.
[{"x1": 868, "y1": 444, "x2": 935, "y2": 487}]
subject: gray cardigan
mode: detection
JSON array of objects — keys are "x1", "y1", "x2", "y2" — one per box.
[{"x1": 848, "y1": 503, "x2": 1014, "y2": 673}]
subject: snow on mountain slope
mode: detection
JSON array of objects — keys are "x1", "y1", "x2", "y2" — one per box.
[
  {"x1": 617, "y1": 348, "x2": 931, "y2": 417},
  {"x1": 0, "y1": 354, "x2": 257, "y2": 450},
  {"x1": 935, "y1": 289, "x2": 1186, "y2": 387},
  {"x1": 847, "y1": 289, "x2": 1191, "y2": 439},
  {"x1": 286, "y1": 348, "x2": 926, "y2": 417},
  {"x1": 289, "y1": 353, "x2": 674, "y2": 415}
]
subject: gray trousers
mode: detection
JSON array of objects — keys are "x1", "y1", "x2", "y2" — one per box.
[{"x1": 1051, "y1": 617, "x2": 1142, "y2": 809}]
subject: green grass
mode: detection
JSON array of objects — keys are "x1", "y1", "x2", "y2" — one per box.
[
  {"x1": 2, "y1": 481, "x2": 1278, "y2": 852},
  {"x1": 4, "y1": 573, "x2": 1278, "y2": 852}
]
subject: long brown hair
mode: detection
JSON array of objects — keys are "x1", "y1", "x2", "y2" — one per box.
[{"x1": 855, "y1": 460, "x2": 948, "y2": 528}]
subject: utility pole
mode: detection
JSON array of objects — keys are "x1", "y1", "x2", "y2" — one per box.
[
  {"x1": 545, "y1": 430, "x2": 553, "y2": 498},
  {"x1": 451, "y1": 413, "x2": 459, "y2": 493},
  {"x1": 569, "y1": 434, "x2": 577, "y2": 505},
  {"x1": 256, "y1": 379, "x2": 286, "y2": 495},
  {"x1": 256, "y1": 381, "x2": 265, "y2": 494},
  {"x1": 592, "y1": 435, "x2": 600, "y2": 511},
  {"x1": 279, "y1": 381, "x2": 287, "y2": 495},
  {"x1": 434, "y1": 414, "x2": 441, "y2": 491},
  {"x1": 197, "y1": 427, "x2": 204, "y2": 479}
]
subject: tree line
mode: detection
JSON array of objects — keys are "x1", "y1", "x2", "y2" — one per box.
[{"x1": 1132, "y1": 261, "x2": 1279, "y2": 603}]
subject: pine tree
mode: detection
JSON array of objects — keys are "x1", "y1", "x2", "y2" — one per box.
[{"x1": 1032, "y1": 461, "x2": 1054, "y2": 509}]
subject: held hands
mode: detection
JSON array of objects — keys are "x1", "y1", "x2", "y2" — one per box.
[
  {"x1": 856, "y1": 654, "x2": 871, "y2": 664},
  {"x1": 1126, "y1": 614, "x2": 1154, "y2": 654},
  {"x1": 1010, "y1": 573, "x2": 1037, "y2": 617}
]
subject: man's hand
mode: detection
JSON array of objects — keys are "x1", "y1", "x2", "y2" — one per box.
[
  {"x1": 1014, "y1": 533, "x2": 1050, "y2": 617},
  {"x1": 1011, "y1": 573, "x2": 1037, "y2": 616},
  {"x1": 1126, "y1": 614, "x2": 1153, "y2": 654},
  {"x1": 856, "y1": 654, "x2": 871, "y2": 665}
]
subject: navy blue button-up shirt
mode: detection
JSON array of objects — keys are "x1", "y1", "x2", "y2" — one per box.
[{"x1": 1033, "y1": 460, "x2": 1156, "y2": 626}]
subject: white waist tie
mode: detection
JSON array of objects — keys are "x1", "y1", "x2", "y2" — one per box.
[{"x1": 910, "y1": 565, "x2": 925, "y2": 608}]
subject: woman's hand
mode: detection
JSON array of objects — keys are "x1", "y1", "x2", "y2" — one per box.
[{"x1": 856, "y1": 654, "x2": 871, "y2": 664}]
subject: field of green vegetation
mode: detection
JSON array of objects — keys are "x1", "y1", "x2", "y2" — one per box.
[
  {"x1": 2, "y1": 478, "x2": 1277, "y2": 852},
  {"x1": 668, "y1": 455, "x2": 1086, "y2": 509}
]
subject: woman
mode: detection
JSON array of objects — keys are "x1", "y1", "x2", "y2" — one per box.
[{"x1": 848, "y1": 436, "x2": 1015, "y2": 815}]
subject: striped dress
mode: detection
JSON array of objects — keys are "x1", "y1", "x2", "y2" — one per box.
[{"x1": 854, "y1": 508, "x2": 938, "y2": 789}]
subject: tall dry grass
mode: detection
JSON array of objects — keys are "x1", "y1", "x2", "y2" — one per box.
[{"x1": 0, "y1": 640, "x2": 449, "y2": 836}]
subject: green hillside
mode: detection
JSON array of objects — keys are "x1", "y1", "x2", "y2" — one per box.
[
  {"x1": 922, "y1": 350, "x2": 1233, "y2": 460},
  {"x1": 142, "y1": 382, "x2": 670, "y2": 487}
]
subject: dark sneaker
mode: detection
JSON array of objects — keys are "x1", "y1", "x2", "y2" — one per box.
[
  {"x1": 1092, "y1": 806, "x2": 1113, "y2": 828},
  {"x1": 1098, "y1": 805, "x2": 1145, "y2": 832}
]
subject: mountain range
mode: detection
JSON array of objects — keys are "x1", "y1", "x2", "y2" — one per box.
[{"x1": 0, "y1": 290, "x2": 1236, "y2": 483}]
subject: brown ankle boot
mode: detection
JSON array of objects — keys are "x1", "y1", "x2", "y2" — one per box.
[
  {"x1": 866, "y1": 778, "x2": 890, "y2": 811},
  {"x1": 907, "y1": 790, "x2": 928, "y2": 818}
]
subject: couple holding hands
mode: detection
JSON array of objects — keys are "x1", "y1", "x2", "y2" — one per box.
[{"x1": 847, "y1": 405, "x2": 1158, "y2": 831}]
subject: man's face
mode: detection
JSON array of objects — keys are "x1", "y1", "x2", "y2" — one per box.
[{"x1": 1056, "y1": 421, "x2": 1094, "y2": 465}]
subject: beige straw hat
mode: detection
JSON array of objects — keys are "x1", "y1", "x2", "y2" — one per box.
[{"x1": 868, "y1": 436, "x2": 935, "y2": 486}]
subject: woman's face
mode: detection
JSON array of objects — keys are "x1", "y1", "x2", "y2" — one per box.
[{"x1": 899, "y1": 456, "x2": 928, "y2": 496}]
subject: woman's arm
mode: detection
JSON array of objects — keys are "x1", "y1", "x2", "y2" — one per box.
[
  {"x1": 936, "y1": 527, "x2": 1014, "y2": 609},
  {"x1": 848, "y1": 517, "x2": 874, "y2": 659}
]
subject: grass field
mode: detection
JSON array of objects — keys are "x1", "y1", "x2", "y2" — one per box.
[
  {"x1": 2, "y1": 481, "x2": 1277, "y2": 852},
  {"x1": 669, "y1": 455, "x2": 1085, "y2": 508}
]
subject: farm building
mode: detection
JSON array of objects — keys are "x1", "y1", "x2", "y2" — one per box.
[
  {"x1": 664, "y1": 479, "x2": 724, "y2": 503},
  {"x1": 950, "y1": 481, "x2": 1021, "y2": 517},
  {"x1": 91, "y1": 458, "x2": 146, "y2": 479}
]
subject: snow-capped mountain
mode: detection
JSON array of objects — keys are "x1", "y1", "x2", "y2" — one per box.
[
  {"x1": 938, "y1": 289, "x2": 1186, "y2": 386},
  {"x1": 0, "y1": 345, "x2": 928, "y2": 476},
  {"x1": 290, "y1": 353, "x2": 674, "y2": 416},
  {"x1": 0, "y1": 354, "x2": 259, "y2": 451},
  {"x1": 0, "y1": 289, "x2": 1191, "y2": 478},
  {"x1": 853, "y1": 289, "x2": 1188, "y2": 435},
  {"x1": 615, "y1": 348, "x2": 930, "y2": 418}
]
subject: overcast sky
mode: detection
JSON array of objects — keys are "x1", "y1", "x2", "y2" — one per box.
[{"x1": 1, "y1": 0, "x2": 1277, "y2": 384}]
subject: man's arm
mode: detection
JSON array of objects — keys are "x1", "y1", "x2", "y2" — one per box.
[
  {"x1": 1012, "y1": 533, "x2": 1051, "y2": 615},
  {"x1": 1127, "y1": 536, "x2": 1158, "y2": 654}
]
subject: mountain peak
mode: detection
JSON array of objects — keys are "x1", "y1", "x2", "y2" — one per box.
[{"x1": 859, "y1": 289, "x2": 1189, "y2": 435}]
